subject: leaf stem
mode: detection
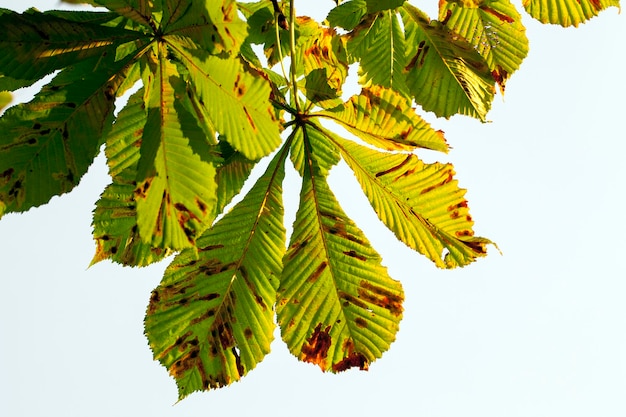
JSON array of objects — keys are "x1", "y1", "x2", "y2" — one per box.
[{"x1": 289, "y1": 0, "x2": 301, "y2": 114}]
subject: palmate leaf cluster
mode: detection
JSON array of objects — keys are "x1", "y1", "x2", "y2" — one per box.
[{"x1": 0, "y1": 0, "x2": 618, "y2": 400}]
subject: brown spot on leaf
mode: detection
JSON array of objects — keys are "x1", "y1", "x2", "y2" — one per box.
[
  {"x1": 232, "y1": 347, "x2": 244, "y2": 377},
  {"x1": 375, "y1": 154, "x2": 412, "y2": 178},
  {"x1": 242, "y1": 106, "x2": 257, "y2": 132},
  {"x1": 338, "y1": 290, "x2": 368, "y2": 310},
  {"x1": 332, "y1": 352, "x2": 369, "y2": 372},
  {"x1": 190, "y1": 309, "x2": 216, "y2": 325},
  {"x1": 287, "y1": 238, "x2": 310, "y2": 260},
  {"x1": 308, "y1": 262, "x2": 328, "y2": 282},
  {"x1": 456, "y1": 230, "x2": 474, "y2": 237},
  {"x1": 170, "y1": 348, "x2": 202, "y2": 379},
  {"x1": 479, "y1": 6, "x2": 515, "y2": 23},
  {"x1": 198, "y1": 293, "x2": 220, "y2": 302},
  {"x1": 405, "y1": 41, "x2": 430, "y2": 72},
  {"x1": 199, "y1": 244, "x2": 224, "y2": 252},
  {"x1": 421, "y1": 169, "x2": 453, "y2": 194},
  {"x1": 195, "y1": 197, "x2": 208, "y2": 214},
  {"x1": 244, "y1": 327, "x2": 253, "y2": 339},
  {"x1": 355, "y1": 317, "x2": 368, "y2": 328},
  {"x1": 217, "y1": 322, "x2": 235, "y2": 350},
  {"x1": 358, "y1": 281, "x2": 403, "y2": 317},
  {"x1": 134, "y1": 179, "x2": 151, "y2": 199},
  {"x1": 344, "y1": 250, "x2": 367, "y2": 262},
  {"x1": 0, "y1": 168, "x2": 14, "y2": 184},
  {"x1": 448, "y1": 200, "x2": 468, "y2": 211},
  {"x1": 301, "y1": 323, "x2": 332, "y2": 368}
]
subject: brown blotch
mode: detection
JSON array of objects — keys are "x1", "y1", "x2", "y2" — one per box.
[
  {"x1": 190, "y1": 309, "x2": 216, "y2": 325},
  {"x1": 301, "y1": 323, "x2": 332, "y2": 368},
  {"x1": 242, "y1": 106, "x2": 257, "y2": 132},
  {"x1": 195, "y1": 197, "x2": 208, "y2": 214},
  {"x1": 169, "y1": 348, "x2": 202, "y2": 379},
  {"x1": 217, "y1": 322, "x2": 235, "y2": 350},
  {"x1": 421, "y1": 170, "x2": 453, "y2": 194},
  {"x1": 231, "y1": 347, "x2": 244, "y2": 377},
  {"x1": 244, "y1": 327, "x2": 253, "y2": 339},
  {"x1": 456, "y1": 230, "x2": 474, "y2": 237},
  {"x1": 448, "y1": 200, "x2": 468, "y2": 211},
  {"x1": 0, "y1": 168, "x2": 14, "y2": 184},
  {"x1": 479, "y1": 6, "x2": 515, "y2": 23},
  {"x1": 375, "y1": 154, "x2": 412, "y2": 178},
  {"x1": 308, "y1": 262, "x2": 328, "y2": 282},
  {"x1": 354, "y1": 317, "x2": 368, "y2": 328},
  {"x1": 344, "y1": 250, "x2": 367, "y2": 262},
  {"x1": 198, "y1": 293, "x2": 220, "y2": 302},
  {"x1": 338, "y1": 290, "x2": 368, "y2": 310},
  {"x1": 332, "y1": 352, "x2": 369, "y2": 372},
  {"x1": 357, "y1": 281, "x2": 403, "y2": 317}
]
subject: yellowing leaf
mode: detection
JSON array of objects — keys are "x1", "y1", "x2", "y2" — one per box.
[
  {"x1": 145, "y1": 144, "x2": 287, "y2": 399},
  {"x1": 439, "y1": 0, "x2": 529, "y2": 93},
  {"x1": 316, "y1": 86, "x2": 449, "y2": 152},
  {"x1": 169, "y1": 38, "x2": 282, "y2": 160},
  {"x1": 297, "y1": 16, "x2": 348, "y2": 97},
  {"x1": 401, "y1": 4, "x2": 496, "y2": 120},
  {"x1": 523, "y1": 0, "x2": 620, "y2": 26},
  {"x1": 345, "y1": 9, "x2": 409, "y2": 95},
  {"x1": 164, "y1": 0, "x2": 248, "y2": 55},
  {"x1": 278, "y1": 133, "x2": 403, "y2": 372},
  {"x1": 134, "y1": 46, "x2": 217, "y2": 250},
  {"x1": 336, "y1": 138, "x2": 492, "y2": 268}
]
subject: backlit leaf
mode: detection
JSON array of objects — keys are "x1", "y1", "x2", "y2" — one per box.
[
  {"x1": 92, "y1": 89, "x2": 171, "y2": 267},
  {"x1": 145, "y1": 144, "x2": 288, "y2": 399},
  {"x1": 0, "y1": 8, "x2": 145, "y2": 89},
  {"x1": 278, "y1": 130, "x2": 404, "y2": 373},
  {"x1": 134, "y1": 45, "x2": 217, "y2": 251},
  {"x1": 439, "y1": 0, "x2": 529, "y2": 93},
  {"x1": 522, "y1": 0, "x2": 620, "y2": 26},
  {"x1": 168, "y1": 38, "x2": 282, "y2": 160},
  {"x1": 345, "y1": 9, "x2": 409, "y2": 94},
  {"x1": 0, "y1": 50, "x2": 137, "y2": 217},
  {"x1": 336, "y1": 137, "x2": 492, "y2": 268},
  {"x1": 401, "y1": 3, "x2": 496, "y2": 120},
  {"x1": 316, "y1": 86, "x2": 449, "y2": 152}
]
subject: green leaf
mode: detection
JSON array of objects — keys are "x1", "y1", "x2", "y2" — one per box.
[
  {"x1": 134, "y1": 45, "x2": 218, "y2": 251},
  {"x1": 168, "y1": 40, "x2": 282, "y2": 160},
  {"x1": 163, "y1": 0, "x2": 248, "y2": 55},
  {"x1": 0, "y1": 8, "x2": 146, "y2": 88},
  {"x1": 522, "y1": 0, "x2": 620, "y2": 26},
  {"x1": 439, "y1": 0, "x2": 529, "y2": 93},
  {"x1": 316, "y1": 86, "x2": 449, "y2": 152},
  {"x1": 345, "y1": 9, "x2": 409, "y2": 95},
  {"x1": 336, "y1": 138, "x2": 492, "y2": 268},
  {"x1": 145, "y1": 143, "x2": 288, "y2": 399},
  {"x1": 242, "y1": 2, "x2": 292, "y2": 68},
  {"x1": 93, "y1": 0, "x2": 159, "y2": 28},
  {"x1": 401, "y1": 4, "x2": 495, "y2": 120},
  {"x1": 326, "y1": 0, "x2": 368, "y2": 30},
  {"x1": 289, "y1": 121, "x2": 340, "y2": 177},
  {"x1": 278, "y1": 133, "x2": 404, "y2": 372},
  {"x1": 92, "y1": 89, "x2": 172, "y2": 267},
  {"x1": 0, "y1": 51, "x2": 137, "y2": 217},
  {"x1": 366, "y1": 0, "x2": 406, "y2": 13}
]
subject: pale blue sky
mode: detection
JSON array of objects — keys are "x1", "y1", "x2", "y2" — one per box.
[{"x1": 1, "y1": 1, "x2": 625, "y2": 416}]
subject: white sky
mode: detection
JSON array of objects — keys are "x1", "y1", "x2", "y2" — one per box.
[{"x1": 1, "y1": 1, "x2": 625, "y2": 416}]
